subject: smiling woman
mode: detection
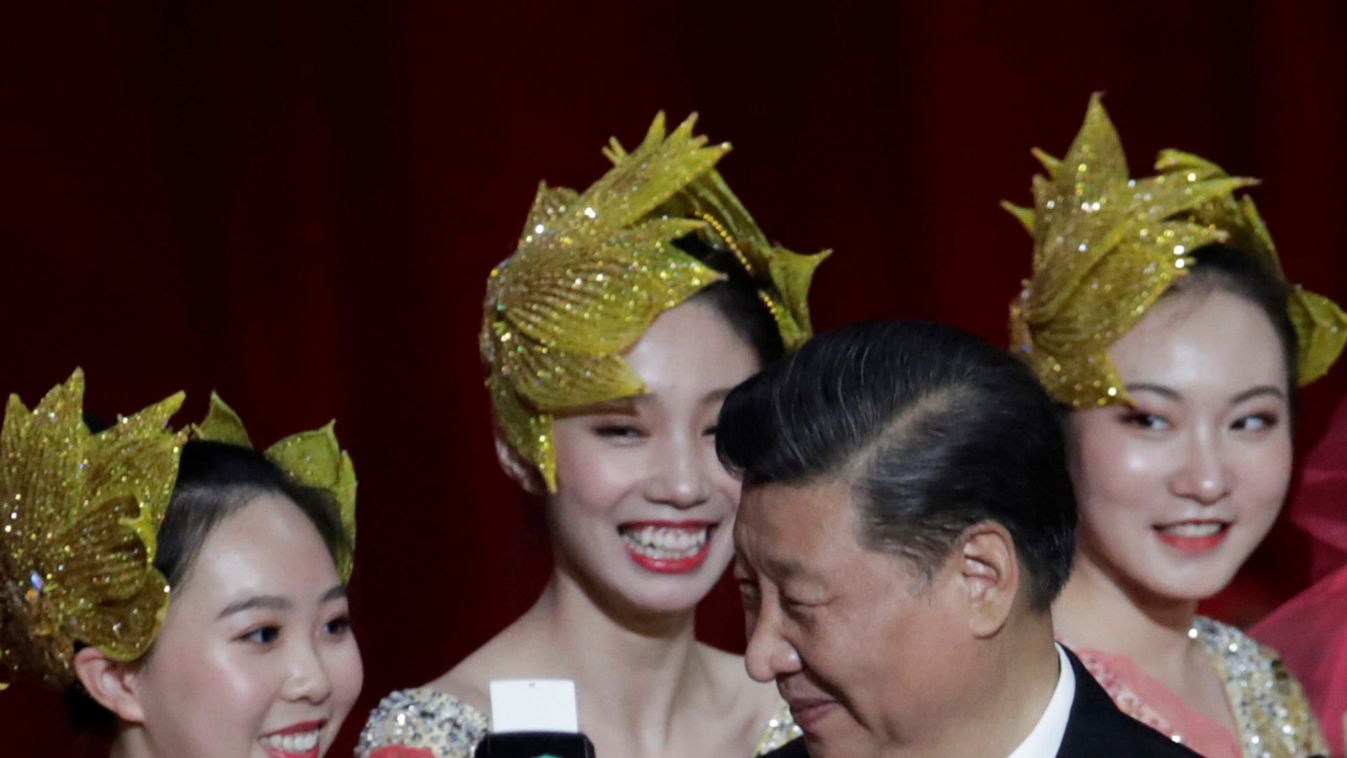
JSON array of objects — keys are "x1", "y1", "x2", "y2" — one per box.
[
  {"x1": 0, "y1": 373, "x2": 362, "y2": 758},
  {"x1": 1004, "y1": 95, "x2": 1347, "y2": 757},
  {"x1": 356, "y1": 113, "x2": 827, "y2": 758}
]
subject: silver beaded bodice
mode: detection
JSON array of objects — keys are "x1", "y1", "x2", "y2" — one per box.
[{"x1": 355, "y1": 688, "x2": 801, "y2": 757}]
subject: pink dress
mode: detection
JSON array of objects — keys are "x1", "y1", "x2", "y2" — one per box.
[
  {"x1": 1252, "y1": 566, "x2": 1347, "y2": 757},
  {"x1": 1068, "y1": 617, "x2": 1326, "y2": 757},
  {"x1": 1251, "y1": 396, "x2": 1347, "y2": 757}
]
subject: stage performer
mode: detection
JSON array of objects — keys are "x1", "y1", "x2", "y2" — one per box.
[
  {"x1": 1004, "y1": 94, "x2": 1345, "y2": 757},
  {"x1": 356, "y1": 113, "x2": 827, "y2": 758},
  {"x1": 0, "y1": 372, "x2": 362, "y2": 758}
]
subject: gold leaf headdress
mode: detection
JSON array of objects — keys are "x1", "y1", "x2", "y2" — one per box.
[
  {"x1": 603, "y1": 134, "x2": 831, "y2": 352},
  {"x1": 193, "y1": 393, "x2": 357, "y2": 581},
  {"x1": 1004, "y1": 94, "x2": 1347, "y2": 407},
  {"x1": 482, "y1": 112, "x2": 828, "y2": 491},
  {"x1": 0, "y1": 370, "x2": 186, "y2": 688}
]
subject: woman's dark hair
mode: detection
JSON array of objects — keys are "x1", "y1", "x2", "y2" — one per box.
[
  {"x1": 155, "y1": 439, "x2": 349, "y2": 589},
  {"x1": 69, "y1": 438, "x2": 348, "y2": 732},
  {"x1": 1168, "y1": 242, "x2": 1300, "y2": 420},
  {"x1": 674, "y1": 234, "x2": 785, "y2": 365}
]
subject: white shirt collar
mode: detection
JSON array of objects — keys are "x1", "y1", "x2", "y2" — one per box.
[{"x1": 1006, "y1": 643, "x2": 1076, "y2": 758}]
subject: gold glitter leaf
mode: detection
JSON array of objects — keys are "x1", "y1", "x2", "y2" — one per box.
[
  {"x1": 192, "y1": 394, "x2": 357, "y2": 581},
  {"x1": 0, "y1": 369, "x2": 185, "y2": 687},
  {"x1": 485, "y1": 112, "x2": 829, "y2": 491},
  {"x1": 999, "y1": 94, "x2": 1341, "y2": 407},
  {"x1": 195, "y1": 392, "x2": 253, "y2": 448}
]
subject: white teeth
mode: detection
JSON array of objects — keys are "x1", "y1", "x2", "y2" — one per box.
[
  {"x1": 620, "y1": 526, "x2": 710, "y2": 559},
  {"x1": 260, "y1": 729, "x2": 319, "y2": 753},
  {"x1": 1159, "y1": 522, "x2": 1224, "y2": 537}
]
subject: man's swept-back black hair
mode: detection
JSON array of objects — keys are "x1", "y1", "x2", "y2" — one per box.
[{"x1": 717, "y1": 320, "x2": 1077, "y2": 610}]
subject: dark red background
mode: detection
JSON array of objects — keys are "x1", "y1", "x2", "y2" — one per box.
[{"x1": 4, "y1": 1, "x2": 1345, "y2": 754}]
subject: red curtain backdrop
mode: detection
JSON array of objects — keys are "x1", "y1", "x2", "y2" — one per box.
[{"x1": 4, "y1": 2, "x2": 1345, "y2": 754}]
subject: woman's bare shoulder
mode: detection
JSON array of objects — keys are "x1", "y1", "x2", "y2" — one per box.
[{"x1": 424, "y1": 618, "x2": 560, "y2": 712}]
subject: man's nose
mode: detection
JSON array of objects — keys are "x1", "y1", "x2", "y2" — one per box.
[{"x1": 744, "y1": 607, "x2": 802, "y2": 683}]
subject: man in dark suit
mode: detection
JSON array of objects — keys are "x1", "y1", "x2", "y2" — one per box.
[{"x1": 717, "y1": 322, "x2": 1199, "y2": 758}]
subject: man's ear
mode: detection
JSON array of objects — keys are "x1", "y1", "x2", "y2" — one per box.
[
  {"x1": 493, "y1": 430, "x2": 546, "y2": 495},
  {"x1": 73, "y1": 646, "x2": 146, "y2": 723},
  {"x1": 956, "y1": 521, "x2": 1020, "y2": 638}
]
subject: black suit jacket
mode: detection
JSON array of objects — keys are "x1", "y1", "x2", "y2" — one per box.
[{"x1": 758, "y1": 647, "x2": 1200, "y2": 757}]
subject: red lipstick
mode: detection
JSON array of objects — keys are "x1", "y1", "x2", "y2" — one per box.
[
  {"x1": 619, "y1": 521, "x2": 715, "y2": 574},
  {"x1": 1154, "y1": 522, "x2": 1230, "y2": 553},
  {"x1": 260, "y1": 719, "x2": 324, "y2": 758},
  {"x1": 265, "y1": 720, "x2": 324, "y2": 736}
]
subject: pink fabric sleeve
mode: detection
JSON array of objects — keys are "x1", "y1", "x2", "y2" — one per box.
[{"x1": 1251, "y1": 564, "x2": 1347, "y2": 757}]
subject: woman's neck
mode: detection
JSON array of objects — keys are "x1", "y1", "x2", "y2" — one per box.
[
  {"x1": 1053, "y1": 548, "x2": 1199, "y2": 668},
  {"x1": 513, "y1": 566, "x2": 711, "y2": 739}
]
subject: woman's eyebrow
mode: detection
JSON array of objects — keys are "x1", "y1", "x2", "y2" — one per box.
[
  {"x1": 558, "y1": 396, "x2": 640, "y2": 416},
  {"x1": 319, "y1": 584, "x2": 347, "y2": 603},
  {"x1": 1124, "y1": 382, "x2": 1181, "y2": 401},
  {"x1": 702, "y1": 387, "x2": 735, "y2": 404},
  {"x1": 1230, "y1": 385, "x2": 1285, "y2": 405},
  {"x1": 217, "y1": 595, "x2": 290, "y2": 619}
]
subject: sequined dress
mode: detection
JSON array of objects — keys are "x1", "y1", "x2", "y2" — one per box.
[
  {"x1": 1072, "y1": 617, "x2": 1326, "y2": 758},
  {"x1": 355, "y1": 690, "x2": 799, "y2": 757}
]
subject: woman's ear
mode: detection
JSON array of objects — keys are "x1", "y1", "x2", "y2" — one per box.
[
  {"x1": 73, "y1": 646, "x2": 146, "y2": 723},
  {"x1": 493, "y1": 430, "x2": 546, "y2": 495}
]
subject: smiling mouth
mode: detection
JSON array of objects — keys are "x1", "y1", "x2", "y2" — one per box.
[
  {"x1": 259, "y1": 721, "x2": 323, "y2": 758},
  {"x1": 1154, "y1": 520, "x2": 1230, "y2": 552},
  {"x1": 618, "y1": 521, "x2": 715, "y2": 573}
]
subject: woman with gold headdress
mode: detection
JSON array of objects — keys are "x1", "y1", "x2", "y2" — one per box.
[
  {"x1": 356, "y1": 114, "x2": 827, "y2": 758},
  {"x1": 1005, "y1": 95, "x2": 1344, "y2": 757},
  {"x1": 0, "y1": 371, "x2": 363, "y2": 757}
]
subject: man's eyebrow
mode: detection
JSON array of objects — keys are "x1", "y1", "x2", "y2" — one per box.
[
  {"x1": 217, "y1": 595, "x2": 290, "y2": 619},
  {"x1": 765, "y1": 556, "x2": 808, "y2": 581}
]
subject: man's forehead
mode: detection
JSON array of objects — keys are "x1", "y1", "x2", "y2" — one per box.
[{"x1": 735, "y1": 478, "x2": 855, "y2": 571}]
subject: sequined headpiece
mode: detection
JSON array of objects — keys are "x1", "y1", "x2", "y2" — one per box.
[
  {"x1": 193, "y1": 393, "x2": 357, "y2": 581},
  {"x1": 482, "y1": 112, "x2": 828, "y2": 491},
  {"x1": 1004, "y1": 94, "x2": 1347, "y2": 407},
  {"x1": 0, "y1": 370, "x2": 186, "y2": 688}
]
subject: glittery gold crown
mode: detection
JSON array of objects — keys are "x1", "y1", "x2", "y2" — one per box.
[
  {"x1": 0, "y1": 370, "x2": 186, "y2": 689},
  {"x1": 1003, "y1": 94, "x2": 1347, "y2": 407},
  {"x1": 482, "y1": 112, "x2": 827, "y2": 491},
  {"x1": 193, "y1": 393, "x2": 357, "y2": 581},
  {"x1": 603, "y1": 132, "x2": 830, "y2": 352}
]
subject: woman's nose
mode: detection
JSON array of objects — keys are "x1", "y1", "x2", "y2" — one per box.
[
  {"x1": 282, "y1": 640, "x2": 334, "y2": 704},
  {"x1": 1169, "y1": 429, "x2": 1231, "y2": 504},
  {"x1": 644, "y1": 436, "x2": 714, "y2": 508}
]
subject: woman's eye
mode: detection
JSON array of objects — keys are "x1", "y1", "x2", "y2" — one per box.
[
  {"x1": 702, "y1": 425, "x2": 719, "y2": 438},
  {"x1": 1121, "y1": 412, "x2": 1170, "y2": 431},
  {"x1": 324, "y1": 615, "x2": 353, "y2": 636},
  {"x1": 239, "y1": 625, "x2": 281, "y2": 645},
  {"x1": 594, "y1": 424, "x2": 643, "y2": 439},
  {"x1": 1233, "y1": 413, "x2": 1278, "y2": 432}
]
